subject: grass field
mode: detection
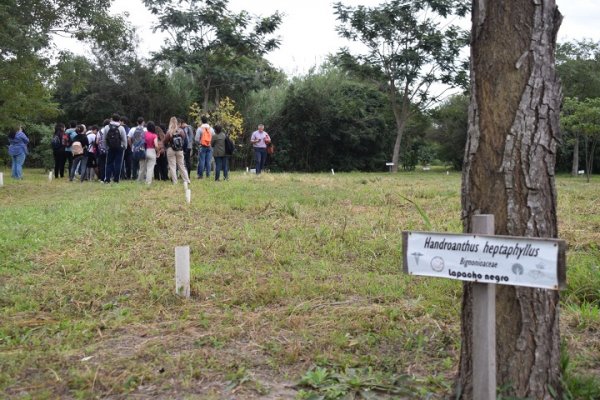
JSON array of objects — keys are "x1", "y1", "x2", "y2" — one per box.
[{"x1": 1, "y1": 169, "x2": 599, "y2": 399}]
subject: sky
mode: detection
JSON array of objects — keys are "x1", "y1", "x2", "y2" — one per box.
[{"x1": 59, "y1": 0, "x2": 600, "y2": 76}]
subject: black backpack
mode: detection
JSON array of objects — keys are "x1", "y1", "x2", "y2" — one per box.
[
  {"x1": 51, "y1": 135, "x2": 62, "y2": 150},
  {"x1": 225, "y1": 135, "x2": 235, "y2": 156},
  {"x1": 171, "y1": 130, "x2": 184, "y2": 151},
  {"x1": 106, "y1": 125, "x2": 122, "y2": 149}
]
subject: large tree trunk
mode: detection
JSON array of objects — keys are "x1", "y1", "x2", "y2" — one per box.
[
  {"x1": 458, "y1": 1, "x2": 563, "y2": 399},
  {"x1": 571, "y1": 134, "x2": 579, "y2": 176}
]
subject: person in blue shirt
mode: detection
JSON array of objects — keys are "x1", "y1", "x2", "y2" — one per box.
[{"x1": 8, "y1": 126, "x2": 29, "y2": 179}]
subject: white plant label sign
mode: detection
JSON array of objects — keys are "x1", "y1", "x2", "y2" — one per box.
[{"x1": 403, "y1": 232, "x2": 565, "y2": 290}]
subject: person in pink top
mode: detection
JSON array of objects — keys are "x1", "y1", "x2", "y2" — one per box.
[{"x1": 138, "y1": 121, "x2": 159, "y2": 185}]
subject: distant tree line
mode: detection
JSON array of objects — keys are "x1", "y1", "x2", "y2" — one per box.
[{"x1": 1, "y1": 0, "x2": 598, "y2": 175}]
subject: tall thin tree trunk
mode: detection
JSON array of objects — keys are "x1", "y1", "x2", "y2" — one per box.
[
  {"x1": 584, "y1": 138, "x2": 596, "y2": 183},
  {"x1": 458, "y1": 1, "x2": 563, "y2": 399},
  {"x1": 571, "y1": 134, "x2": 579, "y2": 176},
  {"x1": 390, "y1": 85, "x2": 410, "y2": 173},
  {"x1": 202, "y1": 77, "x2": 212, "y2": 112}
]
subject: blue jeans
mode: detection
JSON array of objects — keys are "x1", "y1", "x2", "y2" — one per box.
[
  {"x1": 70, "y1": 155, "x2": 84, "y2": 181},
  {"x1": 215, "y1": 156, "x2": 229, "y2": 181},
  {"x1": 197, "y1": 146, "x2": 212, "y2": 177},
  {"x1": 254, "y1": 148, "x2": 267, "y2": 174},
  {"x1": 11, "y1": 152, "x2": 26, "y2": 179},
  {"x1": 105, "y1": 147, "x2": 124, "y2": 183}
]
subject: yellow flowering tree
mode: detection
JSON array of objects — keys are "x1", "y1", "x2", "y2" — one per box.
[{"x1": 189, "y1": 97, "x2": 244, "y2": 141}]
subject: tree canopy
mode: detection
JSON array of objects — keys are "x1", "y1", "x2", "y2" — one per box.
[
  {"x1": 144, "y1": 0, "x2": 284, "y2": 111},
  {"x1": 333, "y1": 0, "x2": 469, "y2": 171}
]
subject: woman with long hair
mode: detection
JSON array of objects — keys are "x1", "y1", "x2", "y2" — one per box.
[
  {"x1": 164, "y1": 116, "x2": 190, "y2": 184},
  {"x1": 8, "y1": 126, "x2": 29, "y2": 180},
  {"x1": 138, "y1": 121, "x2": 159, "y2": 185},
  {"x1": 154, "y1": 125, "x2": 169, "y2": 180},
  {"x1": 52, "y1": 123, "x2": 66, "y2": 178}
]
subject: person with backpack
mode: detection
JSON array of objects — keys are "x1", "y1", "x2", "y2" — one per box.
[
  {"x1": 7, "y1": 126, "x2": 29, "y2": 180},
  {"x1": 69, "y1": 125, "x2": 89, "y2": 181},
  {"x1": 211, "y1": 125, "x2": 229, "y2": 181},
  {"x1": 179, "y1": 117, "x2": 194, "y2": 174},
  {"x1": 129, "y1": 117, "x2": 147, "y2": 180},
  {"x1": 250, "y1": 124, "x2": 271, "y2": 175},
  {"x1": 137, "y1": 121, "x2": 159, "y2": 185},
  {"x1": 51, "y1": 123, "x2": 66, "y2": 178},
  {"x1": 83, "y1": 126, "x2": 98, "y2": 181},
  {"x1": 120, "y1": 116, "x2": 132, "y2": 180},
  {"x1": 195, "y1": 115, "x2": 214, "y2": 179},
  {"x1": 164, "y1": 116, "x2": 190, "y2": 185},
  {"x1": 100, "y1": 114, "x2": 127, "y2": 184},
  {"x1": 96, "y1": 119, "x2": 110, "y2": 182},
  {"x1": 64, "y1": 120, "x2": 77, "y2": 175}
]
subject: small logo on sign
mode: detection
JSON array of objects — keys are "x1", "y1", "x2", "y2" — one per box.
[
  {"x1": 536, "y1": 262, "x2": 546, "y2": 270},
  {"x1": 529, "y1": 270, "x2": 545, "y2": 279},
  {"x1": 411, "y1": 252, "x2": 424, "y2": 265},
  {"x1": 512, "y1": 263, "x2": 524, "y2": 275},
  {"x1": 431, "y1": 256, "x2": 445, "y2": 272}
]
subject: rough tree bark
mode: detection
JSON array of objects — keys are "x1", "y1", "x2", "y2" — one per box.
[{"x1": 458, "y1": 1, "x2": 563, "y2": 399}]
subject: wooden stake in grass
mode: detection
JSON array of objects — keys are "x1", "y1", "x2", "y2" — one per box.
[
  {"x1": 184, "y1": 181, "x2": 188, "y2": 191},
  {"x1": 175, "y1": 246, "x2": 190, "y2": 298},
  {"x1": 331, "y1": 169, "x2": 335, "y2": 175},
  {"x1": 0, "y1": 172, "x2": 3, "y2": 187},
  {"x1": 185, "y1": 189, "x2": 191, "y2": 204},
  {"x1": 48, "y1": 171, "x2": 53, "y2": 181}
]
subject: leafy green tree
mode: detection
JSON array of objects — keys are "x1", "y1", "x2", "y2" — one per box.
[
  {"x1": 556, "y1": 40, "x2": 600, "y2": 175},
  {"x1": 0, "y1": 0, "x2": 131, "y2": 130},
  {"x1": 562, "y1": 97, "x2": 600, "y2": 182},
  {"x1": 429, "y1": 93, "x2": 468, "y2": 170},
  {"x1": 556, "y1": 40, "x2": 600, "y2": 100},
  {"x1": 53, "y1": 52, "x2": 194, "y2": 126},
  {"x1": 272, "y1": 68, "x2": 394, "y2": 172},
  {"x1": 333, "y1": 0, "x2": 469, "y2": 172},
  {"x1": 143, "y1": 0, "x2": 284, "y2": 111}
]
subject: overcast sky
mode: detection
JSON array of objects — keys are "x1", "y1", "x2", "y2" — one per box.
[{"x1": 76, "y1": 0, "x2": 600, "y2": 76}]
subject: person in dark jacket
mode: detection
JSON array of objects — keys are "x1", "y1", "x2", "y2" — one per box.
[
  {"x1": 52, "y1": 123, "x2": 66, "y2": 178},
  {"x1": 211, "y1": 125, "x2": 228, "y2": 181}
]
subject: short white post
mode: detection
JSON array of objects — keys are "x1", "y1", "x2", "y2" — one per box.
[
  {"x1": 185, "y1": 189, "x2": 191, "y2": 204},
  {"x1": 175, "y1": 246, "x2": 190, "y2": 298},
  {"x1": 183, "y1": 181, "x2": 188, "y2": 191},
  {"x1": 472, "y1": 214, "x2": 496, "y2": 400},
  {"x1": 246, "y1": 167, "x2": 249, "y2": 174},
  {"x1": 48, "y1": 171, "x2": 53, "y2": 181},
  {"x1": 331, "y1": 169, "x2": 335, "y2": 175},
  {"x1": 0, "y1": 172, "x2": 3, "y2": 187}
]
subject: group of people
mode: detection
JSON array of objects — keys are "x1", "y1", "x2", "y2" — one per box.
[
  {"x1": 5, "y1": 115, "x2": 272, "y2": 182},
  {"x1": 49, "y1": 114, "x2": 272, "y2": 184}
]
